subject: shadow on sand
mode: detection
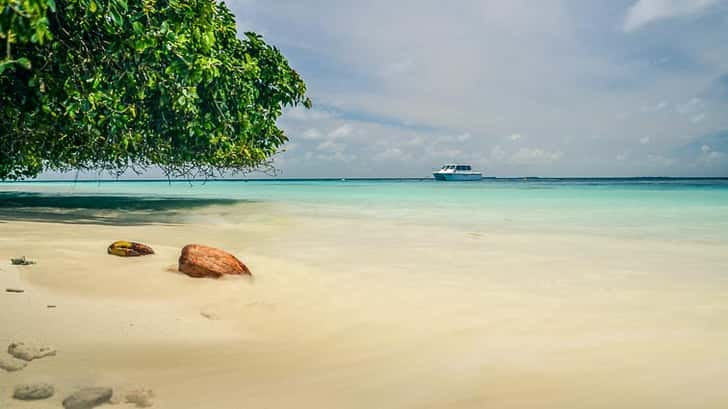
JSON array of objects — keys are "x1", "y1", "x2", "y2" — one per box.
[{"x1": 0, "y1": 192, "x2": 244, "y2": 226}]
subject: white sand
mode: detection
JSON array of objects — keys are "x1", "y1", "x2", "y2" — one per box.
[{"x1": 1, "y1": 209, "x2": 728, "y2": 408}]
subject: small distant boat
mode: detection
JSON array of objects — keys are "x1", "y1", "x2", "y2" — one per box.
[{"x1": 433, "y1": 164, "x2": 483, "y2": 181}]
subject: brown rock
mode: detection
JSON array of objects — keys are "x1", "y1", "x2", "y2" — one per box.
[
  {"x1": 178, "y1": 244, "x2": 252, "y2": 278},
  {"x1": 107, "y1": 241, "x2": 155, "y2": 257}
]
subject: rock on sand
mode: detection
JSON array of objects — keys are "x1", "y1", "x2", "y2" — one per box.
[
  {"x1": 111, "y1": 388, "x2": 155, "y2": 408},
  {"x1": 178, "y1": 244, "x2": 252, "y2": 278},
  {"x1": 13, "y1": 383, "x2": 55, "y2": 400},
  {"x1": 63, "y1": 387, "x2": 113, "y2": 409},
  {"x1": 0, "y1": 356, "x2": 27, "y2": 371},
  {"x1": 107, "y1": 241, "x2": 155, "y2": 257},
  {"x1": 7, "y1": 342, "x2": 56, "y2": 361}
]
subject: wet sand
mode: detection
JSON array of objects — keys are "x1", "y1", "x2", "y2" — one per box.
[{"x1": 1, "y1": 204, "x2": 728, "y2": 408}]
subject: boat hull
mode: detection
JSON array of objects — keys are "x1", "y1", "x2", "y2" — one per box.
[{"x1": 433, "y1": 172, "x2": 483, "y2": 181}]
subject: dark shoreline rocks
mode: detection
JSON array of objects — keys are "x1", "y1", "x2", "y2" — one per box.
[
  {"x1": 6, "y1": 288, "x2": 24, "y2": 293},
  {"x1": 10, "y1": 256, "x2": 35, "y2": 265},
  {"x1": 178, "y1": 244, "x2": 252, "y2": 278}
]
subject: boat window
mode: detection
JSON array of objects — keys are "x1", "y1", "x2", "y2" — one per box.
[
  {"x1": 456, "y1": 165, "x2": 466, "y2": 170},
  {"x1": 464, "y1": 166, "x2": 471, "y2": 171}
]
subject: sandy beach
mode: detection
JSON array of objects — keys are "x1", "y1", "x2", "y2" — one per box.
[
  {"x1": 2, "y1": 195, "x2": 728, "y2": 408},
  {"x1": 4, "y1": 0, "x2": 728, "y2": 405}
]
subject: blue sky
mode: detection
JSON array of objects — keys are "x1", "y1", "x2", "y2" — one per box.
[
  {"x1": 236, "y1": 0, "x2": 728, "y2": 177},
  {"x1": 47, "y1": 0, "x2": 728, "y2": 178}
]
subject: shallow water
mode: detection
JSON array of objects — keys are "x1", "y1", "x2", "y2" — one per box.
[{"x1": 3, "y1": 178, "x2": 728, "y2": 241}]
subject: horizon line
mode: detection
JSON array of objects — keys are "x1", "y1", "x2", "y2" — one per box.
[{"x1": 4, "y1": 176, "x2": 728, "y2": 183}]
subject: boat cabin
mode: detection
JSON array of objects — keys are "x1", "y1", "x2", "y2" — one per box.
[{"x1": 440, "y1": 164, "x2": 472, "y2": 171}]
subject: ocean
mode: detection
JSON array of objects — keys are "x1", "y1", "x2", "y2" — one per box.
[{"x1": 2, "y1": 178, "x2": 728, "y2": 243}]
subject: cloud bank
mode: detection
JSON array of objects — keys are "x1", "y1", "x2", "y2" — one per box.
[{"x1": 622, "y1": 0, "x2": 721, "y2": 32}]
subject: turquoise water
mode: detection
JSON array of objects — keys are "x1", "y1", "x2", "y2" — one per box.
[{"x1": 2, "y1": 178, "x2": 728, "y2": 242}]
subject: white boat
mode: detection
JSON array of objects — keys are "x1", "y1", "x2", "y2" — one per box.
[{"x1": 433, "y1": 164, "x2": 482, "y2": 181}]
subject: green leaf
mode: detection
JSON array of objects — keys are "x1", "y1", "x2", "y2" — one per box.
[
  {"x1": 110, "y1": 8, "x2": 123, "y2": 26},
  {"x1": 16, "y1": 58, "x2": 32, "y2": 69}
]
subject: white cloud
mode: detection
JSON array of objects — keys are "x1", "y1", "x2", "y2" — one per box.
[
  {"x1": 315, "y1": 152, "x2": 358, "y2": 162},
  {"x1": 297, "y1": 123, "x2": 356, "y2": 143},
  {"x1": 699, "y1": 144, "x2": 726, "y2": 164},
  {"x1": 707, "y1": 151, "x2": 726, "y2": 162},
  {"x1": 616, "y1": 152, "x2": 630, "y2": 161},
  {"x1": 316, "y1": 140, "x2": 346, "y2": 152},
  {"x1": 328, "y1": 124, "x2": 354, "y2": 139},
  {"x1": 690, "y1": 113, "x2": 706, "y2": 123},
  {"x1": 641, "y1": 101, "x2": 668, "y2": 112},
  {"x1": 676, "y1": 98, "x2": 702, "y2": 115},
  {"x1": 623, "y1": 0, "x2": 720, "y2": 32},
  {"x1": 640, "y1": 136, "x2": 651, "y2": 144},
  {"x1": 615, "y1": 111, "x2": 631, "y2": 121},
  {"x1": 374, "y1": 148, "x2": 408, "y2": 161},
  {"x1": 491, "y1": 145, "x2": 506, "y2": 161},
  {"x1": 647, "y1": 154, "x2": 676, "y2": 167},
  {"x1": 302, "y1": 128, "x2": 323, "y2": 140},
  {"x1": 432, "y1": 148, "x2": 463, "y2": 158},
  {"x1": 510, "y1": 147, "x2": 563, "y2": 165},
  {"x1": 456, "y1": 132, "x2": 471, "y2": 142},
  {"x1": 434, "y1": 132, "x2": 473, "y2": 144},
  {"x1": 407, "y1": 135, "x2": 425, "y2": 146},
  {"x1": 382, "y1": 59, "x2": 414, "y2": 77},
  {"x1": 508, "y1": 133, "x2": 523, "y2": 141}
]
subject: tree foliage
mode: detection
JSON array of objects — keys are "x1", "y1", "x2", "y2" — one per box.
[{"x1": 0, "y1": 0, "x2": 310, "y2": 180}]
